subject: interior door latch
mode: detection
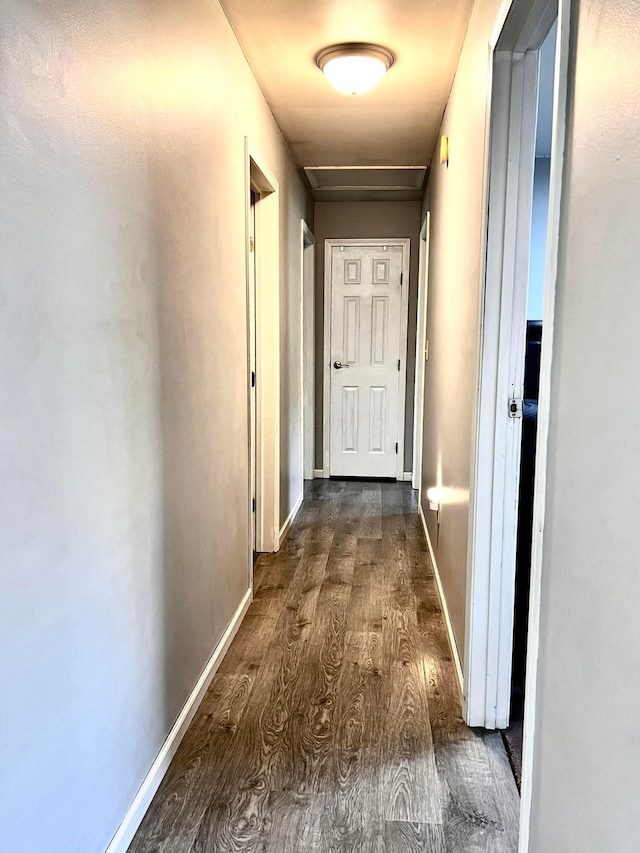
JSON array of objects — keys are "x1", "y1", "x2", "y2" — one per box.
[{"x1": 508, "y1": 397, "x2": 523, "y2": 418}]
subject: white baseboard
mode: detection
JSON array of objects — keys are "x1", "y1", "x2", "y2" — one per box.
[
  {"x1": 401, "y1": 472, "x2": 413, "y2": 482},
  {"x1": 418, "y1": 503, "x2": 464, "y2": 697},
  {"x1": 105, "y1": 587, "x2": 253, "y2": 853},
  {"x1": 313, "y1": 468, "x2": 328, "y2": 479},
  {"x1": 278, "y1": 490, "x2": 304, "y2": 545}
]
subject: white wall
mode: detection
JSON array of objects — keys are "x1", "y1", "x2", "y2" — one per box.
[
  {"x1": 313, "y1": 201, "x2": 422, "y2": 473},
  {"x1": 529, "y1": 0, "x2": 640, "y2": 848},
  {"x1": 0, "y1": 1, "x2": 309, "y2": 850}
]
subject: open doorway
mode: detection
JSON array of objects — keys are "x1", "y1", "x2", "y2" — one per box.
[
  {"x1": 503, "y1": 20, "x2": 557, "y2": 788},
  {"x1": 248, "y1": 189, "x2": 258, "y2": 558},
  {"x1": 301, "y1": 221, "x2": 315, "y2": 482},
  {"x1": 465, "y1": 0, "x2": 571, "y2": 840},
  {"x1": 245, "y1": 142, "x2": 280, "y2": 568},
  {"x1": 412, "y1": 213, "x2": 430, "y2": 494}
]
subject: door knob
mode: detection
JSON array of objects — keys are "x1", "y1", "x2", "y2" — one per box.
[{"x1": 333, "y1": 360, "x2": 349, "y2": 369}]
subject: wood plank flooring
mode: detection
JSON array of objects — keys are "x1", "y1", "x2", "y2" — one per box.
[{"x1": 129, "y1": 480, "x2": 519, "y2": 852}]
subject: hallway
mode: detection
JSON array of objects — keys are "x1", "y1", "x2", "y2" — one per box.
[{"x1": 129, "y1": 481, "x2": 519, "y2": 852}]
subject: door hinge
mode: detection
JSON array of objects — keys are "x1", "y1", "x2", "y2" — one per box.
[
  {"x1": 251, "y1": 370, "x2": 256, "y2": 388},
  {"x1": 397, "y1": 359, "x2": 401, "y2": 371},
  {"x1": 249, "y1": 236, "x2": 255, "y2": 253},
  {"x1": 508, "y1": 397, "x2": 523, "y2": 418},
  {"x1": 400, "y1": 272, "x2": 403, "y2": 286},
  {"x1": 395, "y1": 442, "x2": 398, "y2": 454},
  {"x1": 252, "y1": 497, "x2": 256, "y2": 513}
]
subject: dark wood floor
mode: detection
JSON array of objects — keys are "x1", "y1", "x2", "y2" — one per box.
[{"x1": 129, "y1": 480, "x2": 519, "y2": 852}]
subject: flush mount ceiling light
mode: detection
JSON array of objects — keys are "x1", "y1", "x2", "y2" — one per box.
[{"x1": 315, "y1": 44, "x2": 395, "y2": 95}]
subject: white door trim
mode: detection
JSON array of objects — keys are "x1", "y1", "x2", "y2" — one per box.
[
  {"x1": 463, "y1": 0, "x2": 571, "y2": 844},
  {"x1": 412, "y1": 213, "x2": 430, "y2": 493},
  {"x1": 247, "y1": 189, "x2": 257, "y2": 563},
  {"x1": 245, "y1": 140, "x2": 280, "y2": 554},
  {"x1": 470, "y1": 45, "x2": 541, "y2": 732},
  {"x1": 301, "y1": 220, "x2": 315, "y2": 481},
  {"x1": 322, "y1": 238, "x2": 410, "y2": 481}
]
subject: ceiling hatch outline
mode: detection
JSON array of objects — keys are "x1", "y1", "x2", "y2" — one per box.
[{"x1": 304, "y1": 165, "x2": 428, "y2": 193}]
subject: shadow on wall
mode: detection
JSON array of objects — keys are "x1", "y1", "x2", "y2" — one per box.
[
  {"x1": 144, "y1": 1, "x2": 253, "y2": 735},
  {"x1": 1, "y1": 1, "x2": 256, "y2": 849}
]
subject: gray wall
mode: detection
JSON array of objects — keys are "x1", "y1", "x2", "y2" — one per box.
[
  {"x1": 0, "y1": 0, "x2": 309, "y2": 850},
  {"x1": 419, "y1": 0, "x2": 502, "y2": 655},
  {"x1": 313, "y1": 201, "x2": 422, "y2": 474},
  {"x1": 530, "y1": 0, "x2": 640, "y2": 848}
]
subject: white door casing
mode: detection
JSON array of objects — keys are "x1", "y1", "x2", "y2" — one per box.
[
  {"x1": 412, "y1": 214, "x2": 431, "y2": 493},
  {"x1": 301, "y1": 221, "x2": 315, "y2": 481},
  {"x1": 323, "y1": 239, "x2": 409, "y2": 480},
  {"x1": 245, "y1": 140, "x2": 280, "y2": 556},
  {"x1": 463, "y1": 0, "x2": 571, "y2": 845},
  {"x1": 248, "y1": 192, "x2": 257, "y2": 556}
]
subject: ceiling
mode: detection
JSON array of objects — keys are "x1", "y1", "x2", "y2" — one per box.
[{"x1": 219, "y1": 0, "x2": 476, "y2": 200}]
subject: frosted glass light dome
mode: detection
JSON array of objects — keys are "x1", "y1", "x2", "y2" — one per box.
[{"x1": 316, "y1": 44, "x2": 395, "y2": 96}]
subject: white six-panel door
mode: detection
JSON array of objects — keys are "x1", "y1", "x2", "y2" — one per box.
[{"x1": 326, "y1": 241, "x2": 409, "y2": 478}]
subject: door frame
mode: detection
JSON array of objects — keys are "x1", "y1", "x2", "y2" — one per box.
[
  {"x1": 245, "y1": 140, "x2": 280, "y2": 558},
  {"x1": 463, "y1": 0, "x2": 571, "y2": 843},
  {"x1": 247, "y1": 189, "x2": 258, "y2": 561},
  {"x1": 518, "y1": 4, "x2": 570, "y2": 847},
  {"x1": 301, "y1": 221, "x2": 315, "y2": 481},
  {"x1": 412, "y1": 213, "x2": 431, "y2": 492},
  {"x1": 466, "y1": 33, "x2": 542, "y2": 734},
  {"x1": 322, "y1": 238, "x2": 410, "y2": 481}
]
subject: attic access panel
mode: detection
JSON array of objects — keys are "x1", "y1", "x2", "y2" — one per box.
[{"x1": 304, "y1": 166, "x2": 427, "y2": 200}]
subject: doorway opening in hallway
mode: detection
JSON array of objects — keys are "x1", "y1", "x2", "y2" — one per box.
[
  {"x1": 246, "y1": 144, "x2": 281, "y2": 565},
  {"x1": 503, "y1": 18, "x2": 557, "y2": 791},
  {"x1": 302, "y1": 220, "x2": 316, "y2": 483},
  {"x1": 465, "y1": 0, "x2": 571, "y2": 847}
]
